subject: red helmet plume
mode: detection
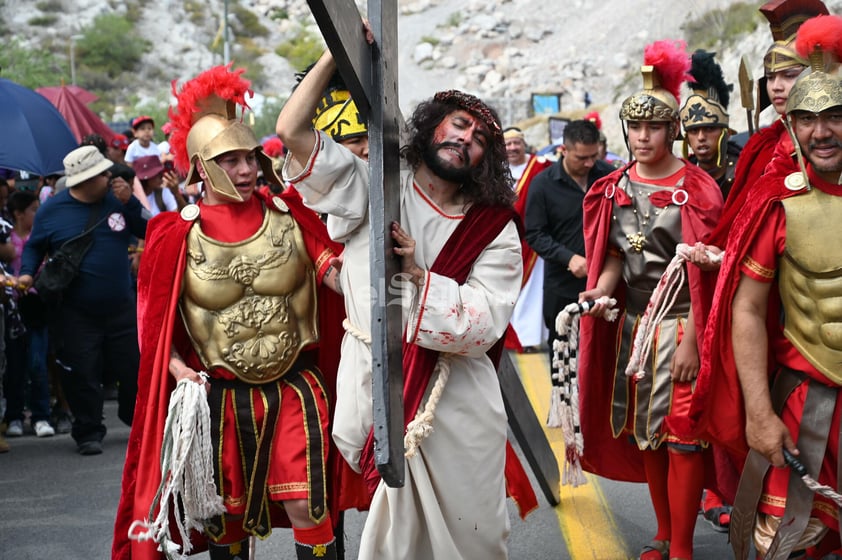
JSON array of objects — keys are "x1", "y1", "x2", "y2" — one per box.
[{"x1": 168, "y1": 64, "x2": 253, "y2": 174}]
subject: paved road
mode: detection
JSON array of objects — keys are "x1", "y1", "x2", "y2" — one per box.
[{"x1": 0, "y1": 351, "x2": 733, "y2": 559}]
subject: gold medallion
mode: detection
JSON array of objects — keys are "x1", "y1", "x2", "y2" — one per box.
[{"x1": 627, "y1": 231, "x2": 646, "y2": 253}]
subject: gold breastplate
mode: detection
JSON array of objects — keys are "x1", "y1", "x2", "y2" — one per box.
[
  {"x1": 180, "y1": 204, "x2": 318, "y2": 383},
  {"x1": 780, "y1": 186, "x2": 842, "y2": 383}
]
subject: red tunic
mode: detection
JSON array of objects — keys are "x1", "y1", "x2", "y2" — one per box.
[{"x1": 693, "y1": 164, "x2": 842, "y2": 523}]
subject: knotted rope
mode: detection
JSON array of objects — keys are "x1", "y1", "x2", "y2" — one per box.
[
  {"x1": 625, "y1": 243, "x2": 722, "y2": 381},
  {"x1": 128, "y1": 374, "x2": 225, "y2": 560},
  {"x1": 342, "y1": 317, "x2": 372, "y2": 345},
  {"x1": 549, "y1": 297, "x2": 618, "y2": 487},
  {"x1": 404, "y1": 354, "x2": 453, "y2": 458}
]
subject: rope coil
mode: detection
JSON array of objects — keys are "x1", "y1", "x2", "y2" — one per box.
[
  {"x1": 549, "y1": 296, "x2": 618, "y2": 487},
  {"x1": 625, "y1": 243, "x2": 722, "y2": 381},
  {"x1": 404, "y1": 354, "x2": 453, "y2": 458},
  {"x1": 128, "y1": 377, "x2": 225, "y2": 559}
]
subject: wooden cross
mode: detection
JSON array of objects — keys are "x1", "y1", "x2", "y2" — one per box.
[
  {"x1": 305, "y1": 0, "x2": 560, "y2": 503},
  {"x1": 307, "y1": 0, "x2": 406, "y2": 487}
]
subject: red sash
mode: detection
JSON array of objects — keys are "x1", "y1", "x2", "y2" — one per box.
[{"x1": 359, "y1": 204, "x2": 538, "y2": 518}]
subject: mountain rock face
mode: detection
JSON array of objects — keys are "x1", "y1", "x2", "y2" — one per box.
[{"x1": 5, "y1": 0, "x2": 842, "y2": 152}]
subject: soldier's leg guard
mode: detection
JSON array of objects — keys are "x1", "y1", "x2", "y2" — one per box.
[{"x1": 294, "y1": 539, "x2": 338, "y2": 560}]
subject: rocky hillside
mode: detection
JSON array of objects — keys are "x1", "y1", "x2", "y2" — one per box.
[{"x1": 5, "y1": 0, "x2": 841, "y2": 153}]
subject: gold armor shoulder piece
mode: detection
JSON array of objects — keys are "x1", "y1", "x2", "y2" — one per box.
[
  {"x1": 180, "y1": 204, "x2": 201, "y2": 221},
  {"x1": 784, "y1": 172, "x2": 807, "y2": 191},
  {"x1": 272, "y1": 196, "x2": 289, "y2": 213}
]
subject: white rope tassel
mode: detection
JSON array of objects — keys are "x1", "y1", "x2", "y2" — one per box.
[
  {"x1": 128, "y1": 376, "x2": 225, "y2": 560},
  {"x1": 624, "y1": 243, "x2": 722, "y2": 381},
  {"x1": 404, "y1": 354, "x2": 452, "y2": 458},
  {"x1": 550, "y1": 296, "x2": 618, "y2": 487}
]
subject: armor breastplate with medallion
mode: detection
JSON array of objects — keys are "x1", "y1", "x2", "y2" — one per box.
[
  {"x1": 780, "y1": 186, "x2": 842, "y2": 383},
  {"x1": 180, "y1": 205, "x2": 318, "y2": 384}
]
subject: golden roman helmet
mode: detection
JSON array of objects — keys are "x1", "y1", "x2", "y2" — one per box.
[
  {"x1": 620, "y1": 40, "x2": 689, "y2": 125},
  {"x1": 680, "y1": 50, "x2": 733, "y2": 164},
  {"x1": 313, "y1": 88, "x2": 367, "y2": 142},
  {"x1": 170, "y1": 65, "x2": 281, "y2": 202},
  {"x1": 756, "y1": 0, "x2": 829, "y2": 119},
  {"x1": 786, "y1": 15, "x2": 842, "y2": 115},
  {"x1": 680, "y1": 51, "x2": 731, "y2": 131},
  {"x1": 620, "y1": 66, "x2": 680, "y2": 123}
]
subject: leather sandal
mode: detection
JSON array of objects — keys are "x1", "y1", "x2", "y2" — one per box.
[
  {"x1": 639, "y1": 539, "x2": 669, "y2": 560},
  {"x1": 702, "y1": 505, "x2": 732, "y2": 533}
]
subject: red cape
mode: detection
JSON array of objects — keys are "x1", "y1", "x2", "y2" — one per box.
[
  {"x1": 577, "y1": 162, "x2": 723, "y2": 483},
  {"x1": 505, "y1": 156, "x2": 554, "y2": 351},
  {"x1": 113, "y1": 189, "x2": 366, "y2": 560},
  {"x1": 709, "y1": 119, "x2": 790, "y2": 248},
  {"x1": 675, "y1": 154, "x2": 800, "y2": 503}
]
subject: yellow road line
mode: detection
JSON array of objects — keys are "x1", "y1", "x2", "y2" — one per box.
[{"x1": 513, "y1": 351, "x2": 632, "y2": 560}]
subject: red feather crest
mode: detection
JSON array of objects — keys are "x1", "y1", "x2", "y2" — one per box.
[
  {"x1": 584, "y1": 111, "x2": 602, "y2": 130},
  {"x1": 168, "y1": 64, "x2": 253, "y2": 174},
  {"x1": 795, "y1": 14, "x2": 842, "y2": 60},
  {"x1": 643, "y1": 40, "x2": 692, "y2": 103}
]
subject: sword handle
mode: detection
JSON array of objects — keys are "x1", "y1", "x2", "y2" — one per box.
[{"x1": 782, "y1": 448, "x2": 807, "y2": 477}]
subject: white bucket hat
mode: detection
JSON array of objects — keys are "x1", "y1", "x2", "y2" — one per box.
[{"x1": 63, "y1": 145, "x2": 113, "y2": 188}]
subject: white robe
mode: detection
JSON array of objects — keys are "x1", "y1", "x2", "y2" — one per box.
[{"x1": 284, "y1": 131, "x2": 521, "y2": 560}]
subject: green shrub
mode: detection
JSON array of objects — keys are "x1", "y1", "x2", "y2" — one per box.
[
  {"x1": 35, "y1": 0, "x2": 63, "y2": 11},
  {"x1": 76, "y1": 13, "x2": 150, "y2": 78},
  {"x1": 184, "y1": 0, "x2": 205, "y2": 26},
  {"x1": 233, "y1": 5, "x2": 269, "y2": 38},
  {"x1": 28, "y1": 14, "x2": 58, "y2": 26},
  {"x1": 683, "y1": 2, "x2": 760, "y2": 50},
  {"x1": 275, "y1": 29, "x2": 323, "y2": 72},
  {"x1": 0, "y1": 37, "x2": 64, "y2": 88}
]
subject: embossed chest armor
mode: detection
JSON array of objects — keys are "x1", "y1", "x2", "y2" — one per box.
[
  {"x1": 180, "y1": 206, "x2": 318, "y2": 383},
  {"x1": 780, "y1": 187, "x2": 842, "y2": 383}
]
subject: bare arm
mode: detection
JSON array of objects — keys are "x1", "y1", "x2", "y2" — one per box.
[
  {"x1": 275, "y1": 50, "x2": 337, "y2": 170},
  {"x1": 732, "y1": 273, "x2": 795, "y2": 467}
]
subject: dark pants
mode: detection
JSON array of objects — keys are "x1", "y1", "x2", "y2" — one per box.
[
  {"x1": 4, "y1": 326, "x2": 51, "y2": 424},
  {"x1": 53, "y1": 300, "x2": 139, "y2": 445}
]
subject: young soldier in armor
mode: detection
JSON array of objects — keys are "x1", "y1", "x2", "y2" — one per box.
[
  {"x1": 680, "y1": 50, "x2": 741, "y2": 201},
  {"x1": 113, "y1": 65, "x2": 351, "y2": 560},
  {"x1": 578, "y1": 40, "x2": 723, "y2": 560}
]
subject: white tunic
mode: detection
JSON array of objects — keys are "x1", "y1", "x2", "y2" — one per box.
[{"x1": 284, "y1": 131, "x2": 522, "y2": 560}]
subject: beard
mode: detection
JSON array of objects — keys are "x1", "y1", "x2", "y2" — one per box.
[{"x1": 422, "y1": 141, "x2": 475, "y2": 184}]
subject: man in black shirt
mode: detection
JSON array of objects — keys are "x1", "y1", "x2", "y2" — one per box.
[{"x1": 524, "y1": 119, "x2": 613, "y2": 381}]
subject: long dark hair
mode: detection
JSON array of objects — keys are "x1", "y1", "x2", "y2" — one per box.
[
  {"x1": 401, "y1": 98, "x2": 515, "y2": 208},
  {"x1": 7, "y1": 190, "x2": 37, "y2": 222}
]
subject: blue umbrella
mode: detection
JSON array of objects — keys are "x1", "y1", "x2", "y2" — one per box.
[{"x1": 0, "y1": 78, "x2": 78, "y2": 176}]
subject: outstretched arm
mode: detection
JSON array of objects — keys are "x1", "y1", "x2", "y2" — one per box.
[{"x1": 276, "y1": 50, "x2": 337, "y2": 170}]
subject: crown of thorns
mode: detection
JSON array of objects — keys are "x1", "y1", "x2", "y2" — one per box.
[{"x1": 433, "y1": 90, "x2": 503, "y2": 144}]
